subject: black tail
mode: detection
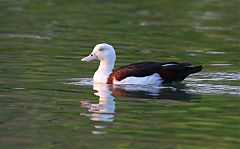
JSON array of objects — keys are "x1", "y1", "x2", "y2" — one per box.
[{"x1": 177, "y1": 65, "x2": 202, "y2": 81}]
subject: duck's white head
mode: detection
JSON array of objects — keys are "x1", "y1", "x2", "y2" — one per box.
[
  {"x1": 81, "y1": 43, "x2": 116, "y2": 83},
  {"x1": 81, "y1": 43, "x2": 116, "y2": 63}
]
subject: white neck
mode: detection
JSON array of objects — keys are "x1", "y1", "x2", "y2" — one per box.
[
  {"x1": 93, "y1": 58, "x2": 115, "y2": 83},
  {"x1": 98, "y1": 59, "x2": 115, "y2": 71}
]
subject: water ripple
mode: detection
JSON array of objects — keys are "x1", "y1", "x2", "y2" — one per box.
[
  {"x1": 66, "y1": 72, "x2": 240, "y2": 96},
  {"x1": 0, "y1": 34, "x2": 51, "y2": 40},
  {"x1": 185, "y1": 72, "x2": 240, "y2": 95},
  {"x1": 66, "y1": 78, "x2": 93, "y2": 86},
  {"x1": 185, "y1": 84, "x2": 239, "y2": 95},
  {"x1": 186, "y1": 72, "x2": 240, "y2": 81}
]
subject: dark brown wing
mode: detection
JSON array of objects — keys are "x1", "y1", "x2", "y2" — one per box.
[
  {"x1": 107, "y1": 62, "x2": 157, "y2": 84},
  {"x1": 159, "y1": 63, "x2": 191, "y2": 82},
  {"x1": 107, "y1": 62, "x2": 192, "y2": 84},
  {"x1": 107, "y1": 61, "x2": 202, "y2": 84},
  {"x1": 159, "y1": 63, "x2": 202, "y2": 83}
]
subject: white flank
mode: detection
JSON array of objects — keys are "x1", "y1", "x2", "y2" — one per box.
[{"x1": 113, "y1": 73, "x2": 162, "y2": 85}]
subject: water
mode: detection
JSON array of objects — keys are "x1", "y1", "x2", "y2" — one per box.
[{"x1": 0, "y1": 0, "x2": 239, "y2": 149}]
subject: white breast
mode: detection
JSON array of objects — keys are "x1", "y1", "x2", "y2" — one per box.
[
  {"x1": 93, "y1": 70, "x2": 112, "y2": 83},
  {"x1": 113, "y1": 73, "x2": 163, "y2": 85}
]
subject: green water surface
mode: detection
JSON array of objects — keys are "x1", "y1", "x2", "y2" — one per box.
[{"x1": 0, "y1": 0, "x2": 239, "y2": 149}]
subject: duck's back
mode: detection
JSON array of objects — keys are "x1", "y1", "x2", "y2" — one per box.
[{"x1": 107, "y1": 62, "x2": 202, "y2": 84}]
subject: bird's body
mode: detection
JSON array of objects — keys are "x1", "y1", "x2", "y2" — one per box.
[{"x1": 81, "y1": 43, "x2": 202, "y2": 85}]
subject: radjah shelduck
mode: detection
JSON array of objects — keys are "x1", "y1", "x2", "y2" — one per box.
[{"x1": 81, "y1": 43, "x2": 202, "y2": 85}]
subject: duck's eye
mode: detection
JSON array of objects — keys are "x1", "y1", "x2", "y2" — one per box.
[
  {"x1": 99, "y1": 48, "x2": 103, "y2": 52},
  {"x1": 90, "y1": 54, "x2": 93, "y2": 56}
]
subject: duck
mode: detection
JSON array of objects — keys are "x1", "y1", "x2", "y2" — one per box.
[{"x1": 81, "y1": 43, "x2": 202, "y2": 85}]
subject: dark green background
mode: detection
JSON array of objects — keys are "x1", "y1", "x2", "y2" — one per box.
[{"x1": 0, "y1": 0, "x2": 239, "y2": 149}]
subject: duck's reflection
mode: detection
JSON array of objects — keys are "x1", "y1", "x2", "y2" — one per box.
[
  {"x1": 80, "y1": 83, "x2": 115, "y2": 135},
  {"x1": 81, "y1": 83, "x2": 115, "y2": 122},
  {"x1": 110, "y1": 83, "x2": 194, "y2": 101},
  {"x1": 80, "y1": 83, "x2": 195, "y2": 134}
]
